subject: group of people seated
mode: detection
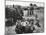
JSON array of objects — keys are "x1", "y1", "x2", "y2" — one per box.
[{"x1": 15, "y1": 18, "x2": 41, "y2": 34}]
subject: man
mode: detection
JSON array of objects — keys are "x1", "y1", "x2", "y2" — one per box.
[
  {"x1": 15, "y1": 20, "x2": 23, "y2": 34},
  {"x1": 33, "y1": 19, "x2": 41, "y2": 33}
]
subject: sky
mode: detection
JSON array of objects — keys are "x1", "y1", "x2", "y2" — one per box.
[{"x1": 5, "y1": 1, "x2": 44, "y2": 7}]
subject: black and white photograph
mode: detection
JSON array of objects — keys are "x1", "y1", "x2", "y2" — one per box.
[{"x1": 5, "y1": 0, "x2": 44, "y2": 35}]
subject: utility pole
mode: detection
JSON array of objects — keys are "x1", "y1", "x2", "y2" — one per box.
[{"x1": 13, "y1": 4, "x2": 14, "y2": 8}]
